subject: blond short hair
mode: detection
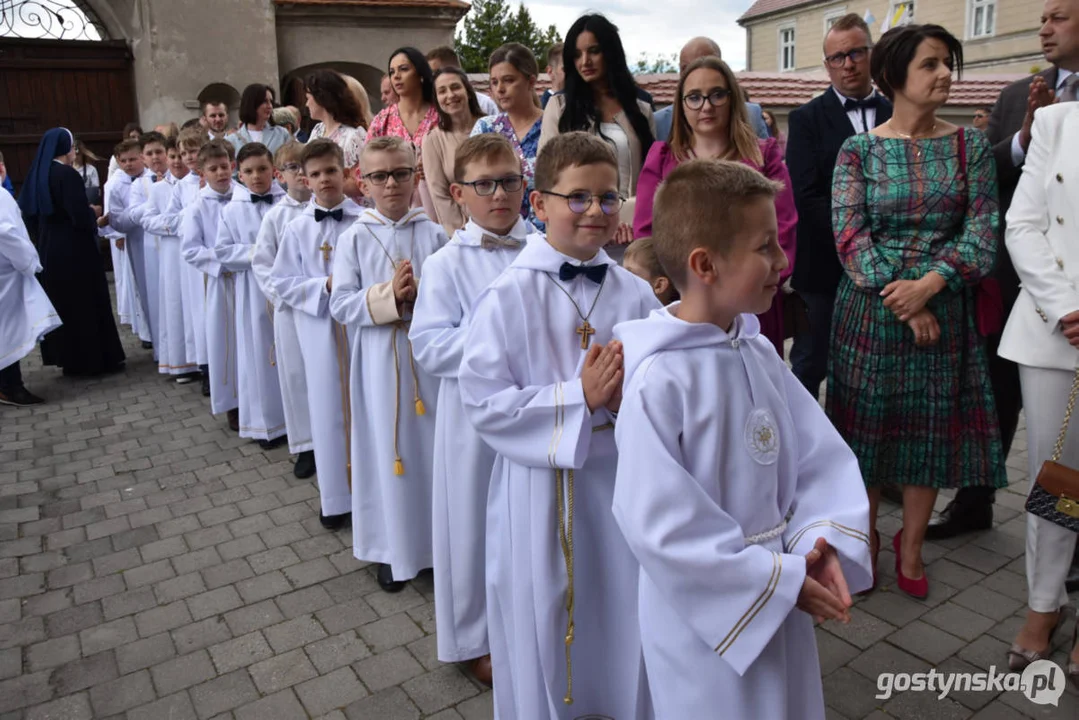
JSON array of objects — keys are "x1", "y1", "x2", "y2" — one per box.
[
  {"x1": 274, "y1": 141, "x2": 304, "y2": 168},
  {"x1": 361, "y1": 136, "x2": 415, "y2": 167},
  {"x1": 534, "y1": 131, "x2": 616, "y2": 192},
  {"x1": 653, "y1": 159, "x2": 783, "y2": 289},
  {"x1": 177, "y1": 127, "x2": 209, "y2": 152},
  {"x1": 453, "y1": 134, "x2": 521, "y2": 182}
]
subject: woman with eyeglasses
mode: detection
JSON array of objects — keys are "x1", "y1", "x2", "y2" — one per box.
[
  {"x1": 471, "y1": 43, "x2": 546, "y2": 227},
  {"x1": 423, "y1": 68, "x2": 486, "y2": 235},
  {"x1": 539, "y1": 14, "x2": 655, "y2": 255},
  {"x1": 633, "y1": 57, "x2": 797, "y2": 352},
  {"x1": 369, "y1": 47, "x2": 441, "y2": 219}
]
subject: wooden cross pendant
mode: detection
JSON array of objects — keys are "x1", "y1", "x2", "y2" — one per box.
[
  {"x1": 576, "y1": 321, "x2": 595, "y2": 349},
  {"x1": 319, "y1": 242, "x2": 333, "y2": 263}
]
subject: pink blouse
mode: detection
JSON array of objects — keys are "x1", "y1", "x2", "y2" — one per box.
[{"x1": 633, "y1": 138, "x2": 797, "y2": 282}]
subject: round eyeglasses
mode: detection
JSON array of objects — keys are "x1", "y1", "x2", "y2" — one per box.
[
  {"x1": 457, "y1": 175, "x2": 525, "y2": 196},
  {"x1": 541, "y1": 190, "x2": 624, "y2": 216},
  {"x1": 682, "y1": 89, "x2": 732, "y2": 110},
  {"x1": 362, "y1": 168, "x2": 415, "y2": 185}
]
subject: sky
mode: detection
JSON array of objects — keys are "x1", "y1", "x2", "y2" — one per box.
[{"x1": 459, "y1": 0, "x2": 758, "y2": 71}]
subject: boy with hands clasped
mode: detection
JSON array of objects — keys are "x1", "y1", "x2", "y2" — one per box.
[
  {"x1": 610, "y1": 159, "x2": 872, "y2": 720},
  {"x1": 458, "y1": 132, "x2": 659, "y2": 720}
]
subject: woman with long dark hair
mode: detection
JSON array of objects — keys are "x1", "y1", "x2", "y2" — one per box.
[
  {"x1": 539, "y1": 13, "x2": 655, "y2": 251},
  {"x1": 228, "y1": 83, "x2": 292, "y2": 154},
  {"x1": 305, "y1": 69, "x2": 368, "y2": 199},
  {"x1": 369, "y1": 47, "x2": 440, "y2": 218},
  {"x1": 18, "y1": 128, "x2": 125, "y2": 377},
  {"x1": 423, "y1": 68, "x2": 485, "y2": 234},
  {"x1": 470, "y1": 42, "x2": 545, "y2": 226}
]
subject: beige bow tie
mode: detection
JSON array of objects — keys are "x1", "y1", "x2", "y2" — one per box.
[{"x1": 480, "y1": 234, "x2": 522, "y2": 251}]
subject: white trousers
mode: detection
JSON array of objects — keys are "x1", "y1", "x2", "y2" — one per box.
[{"x1": 1019, "y1": 364, "x2": 1079, "y2": 613}]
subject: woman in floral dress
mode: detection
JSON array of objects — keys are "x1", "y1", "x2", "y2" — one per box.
[
  {"x1": 470, "y1": 42, "x2": 544, "y2": 227},
  {"x1": 827, "y1": 24, "x2": 1007, "y2": 600},
  {"x1": 305, "y1": 70, "x2": 368, "y2": 200},
  {"x1": 368, "y1": 47, "x2": 440, "y2": 218}
]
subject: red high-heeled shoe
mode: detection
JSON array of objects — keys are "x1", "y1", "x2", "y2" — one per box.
[{"x1": 893, "y1": 529, "x2": 928, "y2": 599}]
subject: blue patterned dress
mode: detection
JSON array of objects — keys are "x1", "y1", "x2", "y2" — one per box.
[{"x1": 826, "y1": 130, "x2": 1007, "y2": 490}]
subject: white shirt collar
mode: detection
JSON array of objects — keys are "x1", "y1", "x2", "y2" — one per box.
[{"x1": 457, "y1": 217, "x2": 531, "y2": 247}]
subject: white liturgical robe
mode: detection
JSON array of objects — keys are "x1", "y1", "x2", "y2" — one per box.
[
  {"x1": 330, "y1": 207, "x2": 447, "y2": 582},
  {"x1": 253, "y1": 194, "x2": 312, "y2": 454},
  {"x1": 108, "y1": 167, "x2": 157, "y2": 347},
  {"x1": 102, "y1": 171, "x2": 139, "y2": 332},
  {"x1": 611, "y1": 308, "x2": 874, "y2": 720},
  {"x1": 216, "y1": 183, "x2": 288, "y2": 441},
  {"x1": 409, "y1": 218, "x2": 531, "y2": 662},
  {"x1": 271, "y1": 198, "x2": 362, "y2": 517},
  {"x1": 170, "y1": 173, "x2": 207, "y2": 366},
  {"x1": 458, "y1": 237, "x2": 660, "y2": 720},
  {"x1": 0, "y1": 190, "x2": 60, "y2": 370},
  {"x1": 181, "y1": 182, "x2": 240, "y2": 415},
  {"x1": 136, "y1": 173, "x2": 197, "y2": 375}
]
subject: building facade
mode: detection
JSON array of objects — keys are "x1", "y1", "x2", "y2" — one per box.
[{"x1": 738, "y1": 0, "x2": 1045, "y2": 75}]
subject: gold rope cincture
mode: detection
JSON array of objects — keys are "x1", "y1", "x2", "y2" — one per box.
[
  {"x1": 361, "y1": 222, "x2": 425, "y2": 476},
  {"x1": 543, "y1": 270, "x2": 608, "y2": 350},
  {"x1": 222, "y1": 271, "x2": 236, "y2": 397},
  {"x1": 267, "y1": 299, "x2": 277, "y2": 367},
  {"x1": 334, "y1": 321, "x2": 353, "y2": 487},
  {"x1": 550, "y1": 381, "x2": 576, "y2": 705}
]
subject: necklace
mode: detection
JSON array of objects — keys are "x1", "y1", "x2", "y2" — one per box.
[
  {"x1": 544, "y1": 271, "x2": 608, "y2": 349},
  {"x1": 887, "y1": 120, "x2": 937, "y2": 158}
]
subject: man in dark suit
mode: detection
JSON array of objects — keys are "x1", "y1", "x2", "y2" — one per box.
[
  {"x1": 786, "y1": 13, "x2": 893, "y2": 397},
  {"x1": 928, "y1": 0, "x2": 1079, "y2": 540}
]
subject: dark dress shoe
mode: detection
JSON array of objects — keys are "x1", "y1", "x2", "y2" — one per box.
[
  {"x1": 468, "y1": 654, "x2": 493, "y2": 687},
  {"x1": 201, "y1": 373, "x2": 211, "y2": 397},
  {"x1": 319, "y1": 511, "x2": 350, "y2": 530},
  {"x1": 925, "y1": 499, "x2": 992, "y2": 540},
  {"x1": 294, "y1": 451, "x2": 316, "y2": 479},
  {"x1": 259, "y1": 435, "x2": 287, "y2": 451},
  {"x1": 0, "y1": 386, "x2": 45, "y2": 407},
  {"x1": 377, "y1": 563, "x2": 407, "y2": 593},
  {"x1": 227, "y1": 409, "x2": 240, "y2": 432}
]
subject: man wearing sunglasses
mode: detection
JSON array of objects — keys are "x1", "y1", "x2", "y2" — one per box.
[{"x1": 785, "y1": 13, "x2": 892, "y2": 399}]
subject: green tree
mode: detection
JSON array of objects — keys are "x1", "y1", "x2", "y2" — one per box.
[
  {"x1": 455, "y1": 0, "x2": 562, "y2": 73},
  {"x1": 632, "y1": 52, "x2": 677, "y2": 74}
]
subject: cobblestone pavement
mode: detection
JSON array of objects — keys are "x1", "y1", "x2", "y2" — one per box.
[{"x1": 1, "y1": 290, "x2": 1077, "y2": 719}]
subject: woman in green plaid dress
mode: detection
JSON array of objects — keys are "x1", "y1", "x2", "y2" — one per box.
[{"x1": 826, "y1": 24, "x2": 1007, "y2": 599}]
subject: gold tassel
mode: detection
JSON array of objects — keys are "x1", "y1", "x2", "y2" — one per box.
[
  {"x1": 415, "y1": 398, "x2": 426, "y2": 416},
  {"x1": 394, "y1": 458, "x2": 404, "y2": 476}
]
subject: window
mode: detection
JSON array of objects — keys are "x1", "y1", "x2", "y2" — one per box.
[
  {"x1": 969, "y1": 0, "x2": 996, "y2": 38},
  {"x1": 885, "y1": 1, "x2": 915, "y2": 29},
  {"x1": 824, "y1": 8, "x2": 848, "y2": 33},
  {"x1": 779, "y1": 26, "x2": 796, "y2": 72}
]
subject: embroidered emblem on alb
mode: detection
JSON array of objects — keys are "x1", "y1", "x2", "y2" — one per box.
[{"x1": 745, "y1": 408, "x2": 780, "y2": 465}]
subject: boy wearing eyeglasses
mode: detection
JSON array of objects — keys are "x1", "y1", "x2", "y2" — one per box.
[
  {"x1": 270, "y1": 139, "x2": 362, "y2": 531},
  {"x1": 330, "y1": 136, "x2": 449, "y2": 594},
  {"x1": 252, "y1": 142, "x2": 316, "y2": 480},
  {"x1": 457, "y1": 131, "x2": 659, "y2": 719},
  {"x1": 408, "y1": 133, "x2": 537, "y2": 685}
]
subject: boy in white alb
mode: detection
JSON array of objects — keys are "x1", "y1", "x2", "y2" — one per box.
[
  {"x1": 458, "y1": 132, "x2": 659, "y2": 720},
  {"x1": 252, "y1": 142, "x2": 316, "y2": 478},
  {"x1": 135, "y1": 135, "x2": 198, "y2": 379},
  {"x1": 170, "y1": 129, "x2": 211, "y2": 390},
  {"x1": 216, "y1": 142, "x2": 288, "y2": 448},
  {"x1": 100, "y1": 139, "x2": 147, "y2": 337},
  {"x1": 330, "y1": 136, "x2": 447, "y2": 593},
  {"x1": 271, "y1": 139, "x2": 360, "y2": 530},
  {"x1": 409, "y1": 134, "x2": 533, "y2": 682},
  {"x1": 181, "y1": 140, "x2": 241, "y2": 430},
  {"x1": 611, "y1": 160, "x2": 873, "y2": 720}
]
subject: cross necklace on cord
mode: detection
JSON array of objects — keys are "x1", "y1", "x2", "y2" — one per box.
[{"x1": 544, "y1": 272, "x2": 608, "y2": 349}]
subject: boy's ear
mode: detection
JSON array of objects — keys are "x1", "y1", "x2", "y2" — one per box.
[
  {"x1": 530, "y1": 189, "x2": 547, "y2": 223},
  {"x1": 653, "y1": 276, "x2": 670, "y2": 297},
  {"x1": 687, "y1": 247, "x2": 718, "y2": 285},
  {"x1": 449, "y1": 182, "x2": 465, "y2": 206},
  {"x1": 274, "y1": 169, "x2": 284, "y2": 182}
]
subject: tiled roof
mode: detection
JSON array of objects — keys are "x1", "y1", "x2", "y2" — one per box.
[
  {"x1": 274, "y1": 0, "x2": 470, "y2": 10},
  {"x1": 738, "y1": 0, "x2": 819, "y2": 23},
  {"x1": 467, "y1": 72, "x2": 1023, "y2": 109}
]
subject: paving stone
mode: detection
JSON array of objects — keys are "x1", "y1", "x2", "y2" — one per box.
[
  {"x1": 283, "y1": 557, "x2": 337, "y2": 589},
  {"x1": 234, "y1": 571, "x2": 291, "y2": 604},
  {"x1": 135, "y1": 601, "x2": 193, "y2": 638},
  {"x1": 0, "y1": 669, "x2": 53, "y2": 714},
  {"x1": 455, "y1": 694, "x2": 493, "y2": 720},
  {"x1": 189, "y1": 670, "x2": 260, "y2": 719},
  {"x1": 216, "y1": 535, "x2": 266, "y2": 562},
  {"x1": 72, "y1": 574, "x2": 127, "y2": 605},
  {"x1": 344, "y1": 687, "x2": 420, "y2": 720},
  {"x1": 25, "y1": 634, "x2": 80, "y2": 671},
  {"x1": 0, "y1": 572, "x2": 45, "y2": 599},
  {"x1": 233, "y1": 689, "x2": 307, "y2": 720},
  {"x1": 305, "y1": 630, "x2": 371, "y2": 673},
  {"x1": 45, "y1": 602, "x2": 103, "y2": 637},
  {"x1": 824, "y1": 607, "x2": 898, "y2": 651},
  {"x1": 401, "y1": 664, "x2": 479, "y2": 715},
  {"x1": 922, "y1": 602, "x2": 999, "y2": 643},
  {"x1": 171, "y1": 548, "x2": 223, "y2": 576},
  {"x1": 209, "y1": 631, "x2": 273, "y2": 674},
  {"x1": 88, "y1": 669, "x2": 156, "y2": 716},
  {"x1": 184, "y1": 526, "x2": 233, "y2": 552},
  {"x1": 200, "y1": 559, "x2": 254, "y2": 590},
  {"x1": 352, "y1": 646, "x2": 425, "y2": 693},
  {"x1": 364, "y1": 585, "x2": 428, "y2": 619},
  {"x1": 124, "y1": 560, "x2": 176, "y2": 590},
  {"x1": 154, "y1": 572, "x2": 208, "y2": 605},
  {"x1": 116, "y1": 632, "x2": 177, "y2": 674},
  {"x1": 186, "y1": 586, "x2": 243, "y2": 621},
  {"x1": 172, "y1": 616, "x2": 233, "y2": 655},
  {"x1": 952, "y1": 585, "x2": 1024, "y2": 622},
  {"x1": 358, "y1": 614, "x2": 424, "y2": 654},
  {"x1": 101, "y1": 587, "x2": 157, "y2": 621},
  {"x1": 79, "y1": 616, "x2": 138, "y2": 655},
  {"x1": 0, "y1": 646, "x2": 20, "y2": 679},
  {"x1": 315, "y1": 599, "x2": 379, "y2": 635},
  {"x1": 263, "y1": 615, "x2": 327, "y2": 654},
  {"x1": 295, "y1": 666, "x2": 368, "y2": 716},
  {"x1": 882, "y1": 685, "x2": 973, "y2": 720},
  {"x1": 247, "y1": 547, "x2": 301, "y2": 575},
  {"x1": 151, "y1": 649, "x2": 217, "y2": 696},
  {"x1": 249, "y1": 648, "x2": 319, "y2": 694},
  {"x1": 823, "y1": 667, "x2": 886, "y2": 720},
  {"x1": 110, "y1": 526, "x2": 161, "y2": 553},
  {"x1": 52, "y1": 651, "x2": 119, "y2": 695},
  {"x1": 222, "y1": 599, "x2": 285, "y2": 637},
  {"x1": 22, "y1": 588, "x2": 71, "y2": 618},
  {"x1": 24, "y1": 692, "x2": 93, "y2": 720},
  {"x1": 886, "y1": 619, "x2": 968, "y2": 665},
  {"x1": 126, "y1": 691, "x2": 198, "y2": 720},
  {"x1": 276, "y1": 586, "x2": 334, "y2": 620},
  {"x1": 140, "y1": 536, "x2": 189, "y2": 564},
  {"x1": 958, "y1": 634, "x2": 1014, "y2": 673}
]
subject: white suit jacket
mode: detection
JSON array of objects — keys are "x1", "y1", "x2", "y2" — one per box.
[{"x1": 1000, "y1": 102, "x2": 1079, "y2": 372}]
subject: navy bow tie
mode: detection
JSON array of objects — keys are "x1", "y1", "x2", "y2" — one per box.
[
  {"x1": 844, "y1": 95, "x2": 880, "y2": 111},
  {"x1": 251, "y1": 193, "x2": 275, "y2": 205},
  {"x1": 559, "y1": 262, "x2": 608, "y2": 284},
  {"x1": 315, "y1": 208, "x2": 343, "y2": 223}
]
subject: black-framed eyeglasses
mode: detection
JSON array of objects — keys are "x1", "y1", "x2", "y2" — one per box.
[
  {"x1": 541, "y1": 190, "x2": 624, "y2": 216},
  {"x1": 683, "y1": 89, "x2": 731, "y2": 110},
  {"x1": 362, "y1": 167, "x2": 415, "y2": 185},
  {"x1": 457, "y1": 175, "x2": 524, "y2": 196},
  {"x1": 824, "y1": 46, "x2": 870, "y2": 68}
]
